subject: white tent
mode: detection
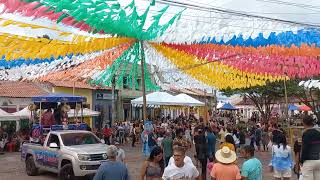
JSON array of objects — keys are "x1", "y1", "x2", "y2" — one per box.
[
  {"x1": 68, "y1": 108, "x2": 100, "y2": 117},
  {"x1": 12, "y1": 107, "x2": 31, "y2": 119},
  {"x1": 174, "y1": 93, "x2": 204, "y2": 106},
  {"x1": 131, "y1": 92, "x2": 182, "y2": 106},
  {"x1": 0, "y1": 108, "x2": 19, "y2": 121},
  {"x1": 299, "y1": 80, "x2": 320, "y2": 89},
  {"x1": 0, "y1": 108, "x2": 20, "y2": 132},
  {"x1": 217, "y1": 102, "x2": 224, "y2": 109}
]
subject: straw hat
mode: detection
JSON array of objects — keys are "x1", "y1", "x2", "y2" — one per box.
[
  {"x1": 62, "y1": 105, "x2": 71, "y2": 112},
  {"x1": 75, "y1": 104, "x2": 81, "y2": 111},
  {"x1": 215, "y1": 146, "x2": 237, "y2": 164},
  {"x1": 28, "y1": 104, "x2": 37, "y2": 111}
]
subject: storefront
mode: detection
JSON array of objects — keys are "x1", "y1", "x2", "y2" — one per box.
[{"x1": 92, "y1": 89, "x2": 115, "y2": 129}]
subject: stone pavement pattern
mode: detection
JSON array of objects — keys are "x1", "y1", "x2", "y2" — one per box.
[{"x1": 0, "y1": 144, "x2": 297, "y2": 180}]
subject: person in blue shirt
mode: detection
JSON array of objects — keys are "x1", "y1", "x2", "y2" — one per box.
[
  {"x1": 206, "y1": 127, "x2": 216, "y2": 159},
  {"x1": 240, "y1": 145, "x2": 262, "y2": 180},
  {"x1": 93, "y1": 145, "x2": 129, "y2": 180}
]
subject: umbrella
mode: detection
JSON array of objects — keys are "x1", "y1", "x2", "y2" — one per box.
[
  {"x1": 288, "y1": 104, "x2": 299, "y2": 111},
  {"x1": 299, "y1": 105, "x2": 311, "y2": 111}
]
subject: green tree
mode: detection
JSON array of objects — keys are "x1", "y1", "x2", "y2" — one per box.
[{"x1": 222, "y1": 81, "x2": 286, "y2": 123}]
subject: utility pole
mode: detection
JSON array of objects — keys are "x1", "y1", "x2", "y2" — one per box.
[
  {"x1": 111, "y1": 76, "x2": 116, "y2": 126},
  {"x1": 140, "y1": 41, "x2": 147, "y2": 121},
  {"x1": 284, "y1": 73, "x2": 289, "y2": 120}
]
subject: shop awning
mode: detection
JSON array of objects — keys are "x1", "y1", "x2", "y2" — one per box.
[
  {"x1": 32, "y1": 93, "x2": 87, "y2": 103},
  {"x1": 68, "y1": 108, "x2": 100, "y2": 117}
]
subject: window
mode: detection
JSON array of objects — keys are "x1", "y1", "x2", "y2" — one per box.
[
  {"x1": 61, "y1": 133, "x2": 100, "y2": 146},
  {"x1": 135, "y1": 78, "x2": 141, "y2": 90},
  {"x1": 47, "y1": 134, "x2": 60, "y2": 148},
  {"x1": 123, "y1": 76, "x2": 129, "y2": 89}
]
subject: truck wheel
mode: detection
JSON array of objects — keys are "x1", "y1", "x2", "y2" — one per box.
[
  {"x1": 59, "y1": 164, "x2": 81, "y2": 180},
  {"x1": 25, "y1": 156, "x2": 38, "y2": 176}
]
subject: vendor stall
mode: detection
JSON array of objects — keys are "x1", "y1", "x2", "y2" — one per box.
[
  {"x1": 31, "y1": 93, "x2": 87, "y2": 125},
  {"x1": 131, "y1": 92, "x2": 205, "y2": 119}
]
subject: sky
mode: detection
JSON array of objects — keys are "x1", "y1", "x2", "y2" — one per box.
[{"x1": 153, "y1": 0, "x2": 320, "y2": 25}]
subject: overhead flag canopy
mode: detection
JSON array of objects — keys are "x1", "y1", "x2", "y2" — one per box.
[{"x1": 0, "y1": 0, "x2": 319, "y2": 90}]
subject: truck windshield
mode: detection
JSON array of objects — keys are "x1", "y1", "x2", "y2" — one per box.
[{"x1": 60, "y1": 133, "x2": 101, "y2": 146}]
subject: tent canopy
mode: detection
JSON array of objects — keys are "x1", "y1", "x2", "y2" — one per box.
[
  {"x1": 218, "y1": 103, "x2": 237, "y2": 110},
  {"x1": 131, "y1": 92, "x2": 205, "y2": 106},
  {"x1": 12, "y1": 107, "x2": 30, "y2": 119},
  {"x1": 68, "y1": 108, "x2": 100, "y2": 117},
  {"x1": 131, "y1": 92, "x2": 179, "y2": 106},
  {"x1": 32, "y1": 93, "x2": 87, "y2": 103},
  {"x1": 174, "y1": 93, "x2": 204, "y2": 106},
  {"x1": 217, "y1": 102, "x2": 224, "y2": 109},
  {"x1": 0, "y1": 108, "x2": 19, "y2": 121}
]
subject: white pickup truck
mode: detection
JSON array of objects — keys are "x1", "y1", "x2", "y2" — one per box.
[{"x1": 21, "y1": 130, "x2": 109, "y2": 180}]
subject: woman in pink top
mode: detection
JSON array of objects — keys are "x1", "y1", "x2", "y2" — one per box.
[{"x1": 210, "y1": 147, "x2": 241, "y2": 180}]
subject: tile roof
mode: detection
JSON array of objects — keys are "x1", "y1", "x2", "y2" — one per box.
[
  {"x1": 47, "y1": 80, "x2": 110, "y2": 90},
  {"x1": 0, "y1": 81, "x2": 48, "y2": 98}
]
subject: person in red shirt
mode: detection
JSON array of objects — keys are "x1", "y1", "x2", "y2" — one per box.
[
  {"x1": 41, "y1": 109, "x2": 55, "y2": 127},
  {"x1": 103, "y1": 124, "x2": 111, "y2": 145}
]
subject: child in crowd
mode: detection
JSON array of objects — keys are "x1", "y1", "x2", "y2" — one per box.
[
  {"x1": 241, "y1": 145, "x2": 263, "y2": 180},
  {"x1": 207, "y1": 156, "x2": 215, "y2": 173},
  {"x1": 270, "y1": 133, "x2": 293, "y2": 180}
]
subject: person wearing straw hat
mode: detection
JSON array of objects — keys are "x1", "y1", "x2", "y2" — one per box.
[{"x1": 210, "y1": 146, "x2": 241, "y2": 180}]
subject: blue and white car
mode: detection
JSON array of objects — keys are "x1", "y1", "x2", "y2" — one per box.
[{"x1": 21, "y1": 130, "x2": 108, "y2": 180}]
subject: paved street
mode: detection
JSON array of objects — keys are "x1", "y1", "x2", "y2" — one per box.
[{"x1": 0, "y1": 143, "x2": 297, "y2": 180}]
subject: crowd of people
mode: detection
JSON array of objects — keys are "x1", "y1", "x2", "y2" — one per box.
[
  {"x1": 0, "y1": 126, "x2": 29, "y2": 153},
  {"x1": 91, "y1": 113, "x2": 320, "y2": 180},
  {"x1": 2, "y1": 110, "x2": 320, "y2": 180}
]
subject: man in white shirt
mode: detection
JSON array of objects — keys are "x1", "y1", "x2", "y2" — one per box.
[
  {"x1": 162, "y1": 146, "x2": 200, "y2": 180},
  {"x1": 168, "y1": 155, "x2": 194, "y2": 166}
]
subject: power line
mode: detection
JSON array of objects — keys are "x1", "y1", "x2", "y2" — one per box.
[
  {"x1": 155, "y1": 0, "x2": 320, "y2": 27},
  {"x1": 185, "y1": 0, "x2": 320, "y2": 14},
  {"x1": 256, "y1": 0, "x2": 320, "y2": 12},
  {"x1": 138, "y1": 8, "x2": 298, "y2": 32}
]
